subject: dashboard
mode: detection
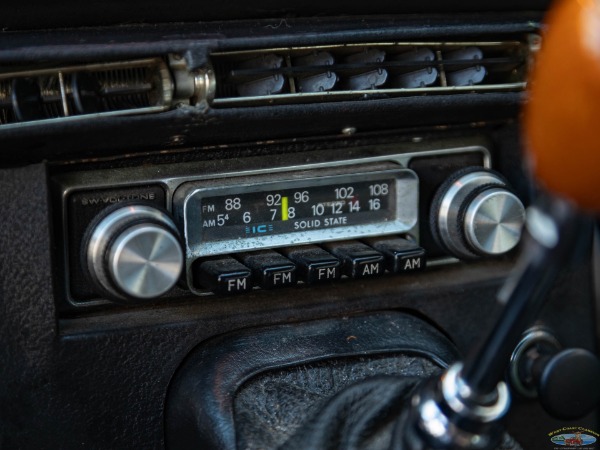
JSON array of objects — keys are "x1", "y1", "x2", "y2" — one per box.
[{"x1": 0, "y1": 2, "x2": 598, "y2": 449}]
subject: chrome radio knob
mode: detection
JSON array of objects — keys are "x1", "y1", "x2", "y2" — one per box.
[
  {"x1": 431, "y1": 168, "x2": 526, "y2": 259},
  {"x1": 85, "y1": 204, "x2": 184, "y2": 302}
]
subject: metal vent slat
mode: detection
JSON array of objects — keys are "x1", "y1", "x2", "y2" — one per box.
[
  {"x1": 0, "y1": 58, "x2": 173, "y2": 129},
  {"x1": 211, "y1": 40, "x2": 532, "y2": 106},
  {"x1": 225, "y1": 58, "x2": 521, "y2": 81},
  {"x1": 0, "y1": 38, "x2": 535, "y2": 128}
]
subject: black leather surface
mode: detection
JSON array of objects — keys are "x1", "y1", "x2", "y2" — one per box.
[
  {"x1": 281, "y1": 376, "x2": 420, "y2": 450},
  {"x1": 0, "y1": 164, "x2": 57, "y2": 447},
  {"x1": 165, "y1": 312, "x2": 459, "y2": 450},
  {"x1": 278, "y1": 375, "x2": 524, "y2": 450},
  {"x1": 237, "y1": 359, "x2": 437, "y2": 450}
]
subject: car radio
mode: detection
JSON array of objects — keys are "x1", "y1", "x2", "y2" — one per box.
[{"x1": 54, "y1": 138, "x2": 524, "y2": 308}]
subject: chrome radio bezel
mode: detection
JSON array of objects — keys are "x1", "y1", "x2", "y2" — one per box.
[{"x1": 174, "y1": 164, "x2": 418, "y2": 260}]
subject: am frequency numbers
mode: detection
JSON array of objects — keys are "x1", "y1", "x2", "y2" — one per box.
[{"x1": 198, "y1": 178, "x2": 397, "y2": 240}]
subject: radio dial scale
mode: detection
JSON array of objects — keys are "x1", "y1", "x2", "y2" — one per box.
[{"x1": 174, "y1": 163, "x2": 419, "y2": 261}]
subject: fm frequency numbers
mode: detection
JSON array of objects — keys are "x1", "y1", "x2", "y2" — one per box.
[
  {"x1": 178, "y1": 166, "x2": 419, "y2": 258},
  {"x1": 199, "y1": 178, "x2": 395, "y2": 241}
]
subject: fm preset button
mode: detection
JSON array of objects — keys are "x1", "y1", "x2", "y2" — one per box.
[
  {"x1": 282, "y1": 246, "x2": 341, "y2": 284},
  {"x1": 238, "y1": 251, "x2": 297, "y2": 289},
  {"x1": 193, "y1": 256, "x2": 253, "y2": 295},
  {"x1": 323, "y1": 241, "x2": 384, "y2": 279}
]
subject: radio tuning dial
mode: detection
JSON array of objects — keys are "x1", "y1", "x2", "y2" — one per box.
[
  {"x1": 431, "y1": 168, "x2": 526, "y2": 259},
  {"x1": 85, "y1": 205, "x2": 184, "y2": 303}
]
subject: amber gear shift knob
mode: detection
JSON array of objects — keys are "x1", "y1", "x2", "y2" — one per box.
[
  {"x1": 525, "y1": 0, "x2": 600, "y2": 213},
  {"x1": 395, "y1": 3, "x2": 599, "y2": 449}
]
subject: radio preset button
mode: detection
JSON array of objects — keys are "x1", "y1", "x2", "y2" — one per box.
[
  {"x1": 193, "y1": 256, "x2": 253, "y2": 295},
  {"x1": 323, "y1": 241, "x2": 384, "y2": 279},
  {"x1": 238, "y1": 251, "x2": 297, "y2": 289},
  {"x1": 365, "y1": 237, "x2": 426, "y2": 273},
  {"x1": 282, "y1": 246, "x2": 341, "y2": 284}
]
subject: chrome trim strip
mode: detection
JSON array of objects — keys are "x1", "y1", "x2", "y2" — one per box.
[
  {"x1": 210, "y1": 41, "x2": 523, "y2": 57},
  {"x1": 212, "y1": 83, "x2": 526, "y2": 107}
]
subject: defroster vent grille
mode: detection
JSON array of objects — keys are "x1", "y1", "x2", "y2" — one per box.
[
  {"x1": 0, "y1": 58, "x2": 173, "y2": 128},
  {"x1": 211, "y1": 40, "x2": 532, "y2": 106}
]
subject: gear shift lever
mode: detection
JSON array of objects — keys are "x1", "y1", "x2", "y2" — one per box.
[
  {"x1": 399, "y1": 197, "x2": 591, "y2": 450},
  {"x1": 397, "y1": 0, "x2": 600, "y2": 448}
]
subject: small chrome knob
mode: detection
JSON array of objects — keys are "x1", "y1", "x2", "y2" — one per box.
[
  {"x1": 85, "y1": 205, "x2": 184, "y2": 302},
  {"x1": 431, "y1": 168, "x2": 526, "y2": 259},
  {"x1": 464, "y1": 188, "x2": 525, "y2": 255}
]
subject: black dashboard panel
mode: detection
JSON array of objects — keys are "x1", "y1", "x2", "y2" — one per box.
[
  {"x1": 0, "y1": 1, "x2": 552, "y2": 31},
  {"x1": 0, "y1": 3, "x2": 598, "y2": 450},
  {"x1": 0, "y1": 14, "x2": 540, "y2": 164}
]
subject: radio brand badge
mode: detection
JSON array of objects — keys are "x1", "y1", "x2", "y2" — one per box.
[
  {"x1": 549, "y1": 427, "x2": 598, "y2": 448},
  {"x1": 245, "y1": 224, "x2": 274, "y2": 235}
]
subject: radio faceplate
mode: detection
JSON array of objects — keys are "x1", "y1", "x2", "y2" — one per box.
[
  {"x1": 174, "y1": 164, "x2": 418, "y2": 258},
  {"x1": 54, "y1": 140, "x2": 490, "y2": 307}
]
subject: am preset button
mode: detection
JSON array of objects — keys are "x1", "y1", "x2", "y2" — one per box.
[
  {"x1": 365, "y1": 237, "x2": 426, "y2": 273},
  {"x1": 322, "y1": 241, "x2": 384, "y2": 279},
  {"x1": 192, "y1": 256, "x2": 253, "y2": 295},
  {"x1": 238, "y1": 251, "x2": 297, "y2": 289},
  {"x1": 282, "y1": 246, "x2": 341, "y2": 284}
]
